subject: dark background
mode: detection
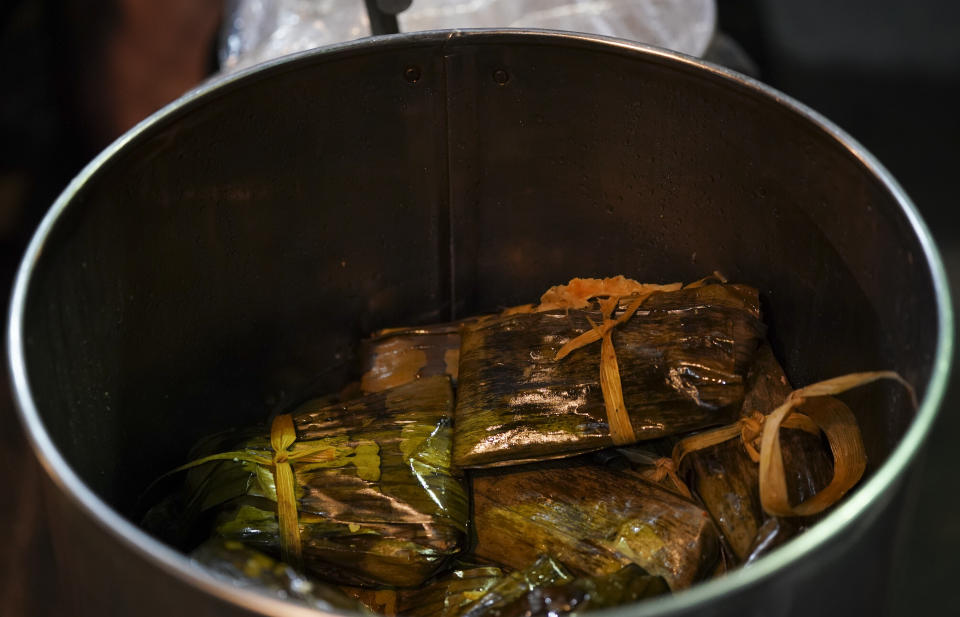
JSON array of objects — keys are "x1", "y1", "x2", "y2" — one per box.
[
  {"x1": 716, "y1": 5, "x2": 960, "y2": 611},
  {"x1": 0, "y1": 0, "x2": 957, "y2": 614}
]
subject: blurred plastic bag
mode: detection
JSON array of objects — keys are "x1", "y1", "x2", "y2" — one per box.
[{"x1": 220, "y1": 0, "x2": 716, "y2": 72}]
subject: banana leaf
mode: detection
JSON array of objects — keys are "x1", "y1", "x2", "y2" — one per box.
[
  {"x1": 454, "y1": 284, "x2": 765, "y2": 467},
  {"x1": 191, "y1": 538, "x2": 370, "y2": 613},
  {"x1": 359, "y1": 320, "x2": 475, "y2": 394},
  {"x1": 682, "y1": 344, "x2": 834, "y2": 563},
  {"x1": 179, "y1": 376, "x2": 469, "y2": 588},
  {"x1": 141, "y1": 427, "x2": 264, "y2": 549},
  {"x1": 392, "y1": 566, "x2": 505, "y2": 617},
  {"x1": 342, "y1": 587, "x2": 403, "y2": 616},
  {"x1": 471, "y1": 459, "x2": 720, "y2": 591},
  {"x1": 428, "y1": 556, "x2": 669, "y2": 617},
  {"x1": 742, "y1": 517, "x2": 803, "y2": 564},
  {"x1": 457, "y1": 556, "x2": 574, "y2": 617},
  {"x1": 480, "y1": 563, "x2": 669, "y2": 617}
]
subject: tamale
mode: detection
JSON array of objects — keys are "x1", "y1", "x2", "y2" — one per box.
[
  {"x1": 191, "y1": 538, "x2": 370, "y2": 613},
  {"x1": 360, "y1": 320, "x2": 474, "y2": 394},
  {"x1": 471, "y1": 459, "x2": 720, "y2": 591},
  {"x1": 475, "y1": 564, "x2": 670, "y2": 617},
  {"x1": 454, "y1": 283, "x2": 765, "y2": 467},
  {"x1": 458, "y1": 556, "x2": 574, "y2": 617},
  {"x1": 682, "y1": 344, "x2": 834, "y2": 562},
  {"x1": 178, "y1": 376, "x2": 469, "y2": 587},
  {"x1": 393, "y1": 566, "x2": 505, "y2": 617}
]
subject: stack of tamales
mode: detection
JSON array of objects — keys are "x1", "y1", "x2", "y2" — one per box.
[{"x1": 144, "y1": 275, "x2": 863, "y2": 617}]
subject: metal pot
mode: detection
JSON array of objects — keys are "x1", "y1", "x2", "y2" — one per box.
[{"x1": 8, "y1": 30, "x2": 952, "y2": 617}]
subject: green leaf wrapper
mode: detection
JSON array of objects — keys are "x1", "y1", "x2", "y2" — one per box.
[
  {"x1": 191, "y1": 538, "x2": 370, "y2": 613},
  {"x1": 471, "y1": 459, "x2": 720, "y2": 591},
  {"x1": 454, "y1": 284, "x2": 765, "y2": 468},
  {"x1": 179, "y1": 376, "x2": 468, "y2": 587}
]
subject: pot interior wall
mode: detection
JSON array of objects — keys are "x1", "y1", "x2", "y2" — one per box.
[{"x1": 21, "y1": 34, "x2": 934, "y2": 521}]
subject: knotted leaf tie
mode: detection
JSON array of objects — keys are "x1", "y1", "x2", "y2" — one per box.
[
  {"x1": 555, "y1": 295, "x2": 647, "y2": 445},
  {"x1": 673, "y1": 411, "x2": 820, "y2": 466},
  {"x1": 270, "y1": 414, "x2": 303, "y2": 568},
  {"x1": 161, "y1": 413, "x2": 344, "y2": 569},
  {"x1": 672, "y1": 371, "x2": 915, "y2": 517},
  {"x1": 638, "y1": 457, "x2": 694, "y2": 500}
]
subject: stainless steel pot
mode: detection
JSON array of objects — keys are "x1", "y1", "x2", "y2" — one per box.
[{"x1": 8, "y1": 30, "x2": 952, "y2": 617}]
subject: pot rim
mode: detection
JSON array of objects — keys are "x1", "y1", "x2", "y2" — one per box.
[{"x1": 7, "y1": 29, "x2": 954, "y2": 617}]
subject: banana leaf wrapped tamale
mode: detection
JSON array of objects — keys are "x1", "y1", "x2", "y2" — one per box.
[
  {"x1": 360, "y1": 320, "x2": 477, "y2": 394},
  {"x1": 516, "y1": 565, "x2": 668, "y2": 616},
  {"x1": 342, "y1": 565, "x2": 504, "y2": 617},
  {"x1": 191, "y1": 538, "x2": 370, "y2": 613},
  {"x1": 140, "y1": 271, "x2": 905, "y2": 617},
  {"x1": 471, "y1": 459, "x2": 720, "y2": 591},
  {"x1": 392, "y1": 566, "x2": 505, "y2": 617},
  {"x1": 454, "y1": 283, "x2": 765, "y2": 467},
  {"x1": 467, "y1": 562, "x2": 669, "y2": 617},
  {"x1": 173, "y1": 376, "x2": 469, "y2": 588},
  {"x1": 401, "y1": 556, "x2": 669, "y2": 617},
  {"x1": 445, "y1": 556, "x2": 572, "y2": 617},
  {"x1": 679, "y1": 344, "x2": 834, "y2": 563}
]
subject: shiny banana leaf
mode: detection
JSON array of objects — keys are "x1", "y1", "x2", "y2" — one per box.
[
  {"x1": 141, "y1": 427, "x2": 264, "y2": 550},
  {"x1": 186, "y1": 376, "x2": 469, "y2": 587},
  {"x1": 458, "y1": 556, "x2": 574, "y2": 617},
  {"x1": 454, "y1": 284, "x2": 765, "y2": 467},
  {"x1": 393, "y1": 566, "x2": 505, "y2": 617},
  {"x1": 480, "y1": 563, "x2": 669, "y2": 617},
  {"x1": 360, "y1": 320, "x2": 478, "y2": 394},
  {"x1": 191, "y1": 538, "x2": 370, "y2": 613},
  {"x1": 341, "y1": 587, "x2": 403, "y2": 616},
  {"x1": 686, "y1": 439, "x2": 762, "y2": 563},
  {"x1": 743, "y1": 517, "x2": 804, "y2": 564},
  {"x1": 471, "y1": 459, "x2": 721, "y2": 591},
  {"x1": 683, "y1": 344, "x2": 834, "y2": 562},
  {"x1": 443, "y1": 556, "x2": 668, "y2": 617}
]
